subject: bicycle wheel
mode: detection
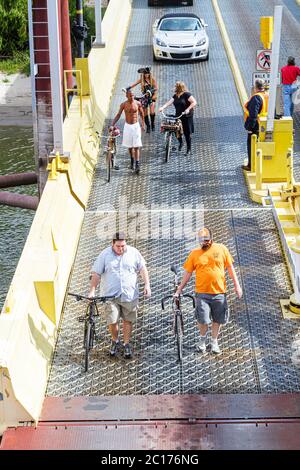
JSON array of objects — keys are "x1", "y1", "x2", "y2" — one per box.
[
  {"x1": 106, "y1": 151, "x2": 112, "y2": 182},
  {"x1": 165, "y1": 132, "x2": 172, "y2": 162},
  {"x1": 84, "y1": 322, "x2": 91, "y2": 372},
  {"x1": 111, "y1": 141, "x2": 117, "y2": 169},
  {"x1": 175, "y1": 314, "x2": 183, "y2": 362}
]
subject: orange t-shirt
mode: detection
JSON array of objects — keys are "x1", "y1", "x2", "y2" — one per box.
[{"x1": 183, "y1": 243, "x2": 233, "y2": 294}]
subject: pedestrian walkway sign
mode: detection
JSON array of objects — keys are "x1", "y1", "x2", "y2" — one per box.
[
  {"x1": 256, "y1": 49, "x2": 272, "y2": 71},
  {"x1": 252, "y1": 71, "x2": 281, "y2": 87}
]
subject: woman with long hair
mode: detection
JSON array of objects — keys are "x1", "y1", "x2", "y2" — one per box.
[
  {"x1": 129, "y1": 67, "x2": 158, "y2": 133},
  {"x1": 159, "y1": 81, "x2": 197, "y2": 155}
]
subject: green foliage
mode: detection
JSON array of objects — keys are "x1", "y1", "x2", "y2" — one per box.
[
  {"x1": 0, "y1": 0, "x2": 28, "y2": 56},
  {"x1": 0, "y1": 51, "x2": 30, "y2": 75}
]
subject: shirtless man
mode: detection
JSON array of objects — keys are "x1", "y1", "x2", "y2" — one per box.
[{"x1": 111, "y1": 89, "x2": 145, "y2": 174}]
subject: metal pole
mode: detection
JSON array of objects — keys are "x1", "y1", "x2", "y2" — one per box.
[
  {"x1": 266, "y1": 5, "x2": 283, "y2": 135},
  {"x1": 93, "y1": 0, "x2": 105, "y2": 48},
  {"x1": 76, "y1": 0, "x2": 84, "y2": 57},
  {"x1": 47, "y1": 0, "x2": 64, "y2": 154},
  {"x1": 27, "y1": 0, "x2": 39, "y2": 193}
]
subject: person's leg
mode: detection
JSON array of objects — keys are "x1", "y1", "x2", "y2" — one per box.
[
  {"x1": 210, "y1": 294, "x2": 230, "y2": 354},
  {"x1": 109, "y1": 323, "x2": 119, "y2": 341},
  {"x1": 195, "y1": 294, "x2": 211, "y2": 352},
  {"x1": 150, "y1": 102, "x2": 156, "y2": 130},
  {"x1": 246, "y1": 132, "x2": 252, "y2": 168},
  {"x1": 105, "y1": 301, "x2": 121, "y2": 356},
  {"x1": 282, "y1": 85, "x2": 292, "y2": 117},
  {"x1": 129, "y1": 147, "x2": 134, "y2": 169},
  {"x1": 211, "y1": 322, "x2": 221, "y2": 340},
  {"x1": 121, "y1": 299, "x2": 138, "y2": 358},
  {"x1": 144, "y1": 109, "x2": 150, "y2": 133},
  {"x1": 123, "y1": 320, "x2": 133, "y2": 344}
]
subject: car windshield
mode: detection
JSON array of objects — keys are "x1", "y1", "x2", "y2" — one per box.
[{"x1": 159, "y1": 18, "x2": 201, "y2": 32}]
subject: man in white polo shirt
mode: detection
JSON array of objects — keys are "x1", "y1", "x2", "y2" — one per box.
[{"x1": 89, "y1": 232, "x2": 151, "y2": 358}]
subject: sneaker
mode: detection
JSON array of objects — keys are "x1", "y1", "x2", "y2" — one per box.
[
  {"x1": 196, "y1": 337, "x2": 206, "y2": 353},
  {"x1": 109, "y1": 340, "x2": 119, "y2": 357},
  {"x1": 124, "y1": 343, "x2": 133, "y2": 359},
  {"x1": 135, "y1": 162, "x2": 140, "y2": 175},
  {"x1": 211, "y1": 341, "x2": 221, "y2": 355}
]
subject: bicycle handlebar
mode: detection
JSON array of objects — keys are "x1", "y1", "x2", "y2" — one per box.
[
  {"x1": 95, "y1": 131, "x2": 120, "y2": 140},
  {"x1": 68, "y1": 293, "x2": 115, "y2": 303},
  {"x1": 161, "y1": 293, "x2": 195, "y2": 310},
  {"x1": 160, "y1": 111, "x2": 185, "y2": 120}
]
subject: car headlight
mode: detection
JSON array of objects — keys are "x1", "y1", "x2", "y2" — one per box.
[
  {"x1": 156, "y1": 38, "x2": 167, "y2": 47},
  {"x1": 196, "y1": 38, "x2": 206, "y2": 46}
]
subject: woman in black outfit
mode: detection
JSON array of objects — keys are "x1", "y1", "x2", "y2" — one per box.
[{"x1": 159, "y1": 81, "x2": 197, "y2": 155}]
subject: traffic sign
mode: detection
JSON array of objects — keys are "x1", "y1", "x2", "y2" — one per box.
[
  {"x1": 256, "y1": 49, "x2": 272, "y2": 71},
  {"x1": 252, "y1": 71, "x2": 281, "y2": 87}
]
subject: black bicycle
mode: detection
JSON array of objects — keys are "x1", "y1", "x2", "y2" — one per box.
[
  {"x1": 161, "y1": 265, "x2": 195, "y2": 362},
  {"x1": 68, "y1": 293, "x2": 114, "y2": 372},
  {"x1": 160, "y1": 111, "x2": 184, "y2": 163}
]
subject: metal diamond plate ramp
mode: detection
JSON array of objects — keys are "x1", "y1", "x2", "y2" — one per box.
[{"x1": 46, "y1": 0, "x2": 300, "y2": 397}]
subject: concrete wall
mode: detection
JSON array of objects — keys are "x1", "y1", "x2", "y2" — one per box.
[{"x1": 0, "y1": 0, "x2": 132, "y2": 434}]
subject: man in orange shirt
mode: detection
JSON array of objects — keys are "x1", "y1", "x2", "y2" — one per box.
[{"x1": 175, "y1": 228, "x2": 243, "y2": 354}]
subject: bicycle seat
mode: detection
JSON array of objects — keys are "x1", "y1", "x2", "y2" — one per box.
[{"x1": 171, "y1": 265, "x2": 179, "y2": 274}]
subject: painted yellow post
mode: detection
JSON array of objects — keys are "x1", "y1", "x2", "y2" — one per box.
[
  {"x1": 256, "y1": 149, "x2": 263, "y2": 190},
  {"x1": 251, "y1": 133, "x2": 257, "y2": 172},
  {"x1": 260, "y1": 17, "x2": 273, "y2": 49}
]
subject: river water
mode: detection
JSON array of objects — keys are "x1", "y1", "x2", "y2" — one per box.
[{"x1": 0, "y1": 126, "x2": 36, "y2": 309}]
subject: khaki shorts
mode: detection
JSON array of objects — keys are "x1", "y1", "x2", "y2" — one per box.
[{"x1": 104, "y1": 298, "x2": 139, "y2": 325}]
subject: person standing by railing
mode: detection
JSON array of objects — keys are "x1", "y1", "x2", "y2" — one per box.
[{"x1": 281, "y1": 56, "x2": 300, "y2": 117}]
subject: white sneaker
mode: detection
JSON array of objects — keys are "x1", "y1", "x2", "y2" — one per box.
[
  {"x1": 196, "y1": 337, "x2": 206, "y2": 353},
  {"x1": 211, "y1": 341, "x2": 221, "y2": 355}
]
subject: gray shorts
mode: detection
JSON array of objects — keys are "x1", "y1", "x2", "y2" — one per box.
[
  {"x1": 195, "y1": 293, "x2": 229, "y2": 325},
  {"x1": 104, "y1": 297, "x2": 139, "y2": 325}
]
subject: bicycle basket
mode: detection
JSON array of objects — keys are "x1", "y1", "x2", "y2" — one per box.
[{"x1": 161, "y1": 120, "x2": 182, "y2": 135}]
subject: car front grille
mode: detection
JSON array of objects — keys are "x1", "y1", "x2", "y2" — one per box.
[
  {"x1": 170, "y1": 52, "x2": 193, "y2": 59},
  {"x1": 169, "y1": 44, "x2": 193, "y2": 48}
]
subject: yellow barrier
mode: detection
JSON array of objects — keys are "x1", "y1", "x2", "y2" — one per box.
[{"x1": 0, "y1": 0, "x2": 133, "y2": 434}]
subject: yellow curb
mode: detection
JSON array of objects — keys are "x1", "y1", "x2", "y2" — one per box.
[{"x1": 212, "y1": 0, "x2": 248, "y2": 108}]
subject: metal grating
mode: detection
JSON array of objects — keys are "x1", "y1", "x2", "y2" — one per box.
[{"x1": 46, "y1": 0, "x2": 300, "y2": 397}]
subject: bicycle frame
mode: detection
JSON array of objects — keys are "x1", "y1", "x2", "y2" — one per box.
[
  {"x1": 161, "y1": 266, "x2": 195, "y2": 362},
  {"x1": 96, "y1": 130, "x2": 119, "y2": 183},
  {"x1": 160, "y1": 112, "x2": 184, "y2": 163},
  {"x1": 68, "y1": 293, "x2": 114, "y2": 372}
]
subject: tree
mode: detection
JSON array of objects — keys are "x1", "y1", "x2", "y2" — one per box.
[{"x1": 0, "y1": 0, "x2": 28, "y2": 56}]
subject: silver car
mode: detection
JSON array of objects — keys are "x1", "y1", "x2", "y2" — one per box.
[{"x1": 152, "y1": 13, "x2": 209, "y2": 62}]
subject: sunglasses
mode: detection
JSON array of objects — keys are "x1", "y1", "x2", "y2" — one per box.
[{"x1": 198, "y1": 237, "x2": 211, "y2": 243}]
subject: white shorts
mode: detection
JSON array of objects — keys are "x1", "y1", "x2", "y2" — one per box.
[{"x1": 122, "y1": 122, "x2": 142, "y2": 148}]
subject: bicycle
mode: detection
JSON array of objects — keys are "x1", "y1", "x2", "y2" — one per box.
[
  {"x1": 160, "y1": 111, "x2": 184, "y2": 163},
  {"x1": 96, "y1": 126, "x2": 120, "y2": 183},
  {"x1": 161, "y1": 265, "x2": 195, "y2": 362},
  {"x1": 68, "y1": 293, "x2": 114, "y2": 372}
]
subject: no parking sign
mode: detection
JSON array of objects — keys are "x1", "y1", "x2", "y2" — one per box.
[{"x1": 256, "y1": 49, "x2": 272, "y2": 71}]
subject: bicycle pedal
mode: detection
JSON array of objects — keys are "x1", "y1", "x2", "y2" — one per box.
[{"x1": 113, "y1": 165, "x2": 120, "y2": 170}]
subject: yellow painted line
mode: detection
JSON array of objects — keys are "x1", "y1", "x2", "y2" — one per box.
[{"x1": 212, "y1": 0, "x2": 248, "y2": 107}]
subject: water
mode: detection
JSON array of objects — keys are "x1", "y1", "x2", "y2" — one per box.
[{"x1": 0, "y1": 127, "x2": 37, "y2": 309}]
